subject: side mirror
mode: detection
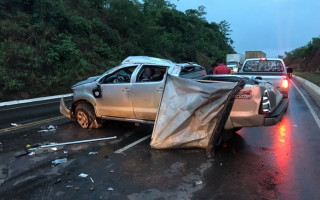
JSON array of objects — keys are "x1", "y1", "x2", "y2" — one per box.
[
  {"x1": 92, "y1": 84, "x2": 102, "y2": 98},
  {"x1": 287, "y1": 67, "x2": 293, "y2": 73}
]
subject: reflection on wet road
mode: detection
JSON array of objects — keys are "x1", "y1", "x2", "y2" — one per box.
[{"x1": 273, "y1": 117, "x2": 297, "y2": 199}]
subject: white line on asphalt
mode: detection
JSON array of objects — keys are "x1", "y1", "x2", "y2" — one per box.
[
  {"x1": 291, "y1": 80, "x2": 320, "y2": 129},
  {"x1": 114, "y1": 134, "x2": 151, "y2": 154}
]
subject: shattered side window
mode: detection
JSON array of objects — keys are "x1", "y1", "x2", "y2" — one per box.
[
  {"x1": 243, "y1": 60, "x2": 284, "y2": 72},
  {"x1": 136, "y1": 66, "x2": 167, "y2": 82},
  {"x1": 101, "y1": 66, "x2": 137, "y2": 84},
  {"x1": 179, "y1": 65, "x2": 206, "y2": 79}
]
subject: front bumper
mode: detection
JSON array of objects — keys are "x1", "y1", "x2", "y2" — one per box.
[
  {"x1": 264, "y1": 98, "x2": 289, "y2": 126},
  {"x1": 60, "y1": 98, "x2": 72, "y2": 119}
]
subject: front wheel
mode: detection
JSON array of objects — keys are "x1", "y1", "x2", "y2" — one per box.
[{"x1": 75, "y1": 103, "x2": 101, "y2": 129}]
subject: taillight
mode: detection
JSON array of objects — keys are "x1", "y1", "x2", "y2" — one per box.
[
  {"x1": 260, "y1": 89, "x2": 271, "y2": 114},
  {"x1": 282, "y1": 79, "x2": 289, "y2": 89}
]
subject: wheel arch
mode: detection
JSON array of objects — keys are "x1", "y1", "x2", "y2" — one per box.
[
  {"x1": 73, "y1": 100, "x2": 102, "y2": 129},
  {"x1": 72, "y1": 100, "x2": 96, "y2": 116},
  {"x1": 71, "y1": 94, "x2": 98, "y2": 117}
]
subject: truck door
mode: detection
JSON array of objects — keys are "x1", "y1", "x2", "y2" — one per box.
[
  {"x1": 96, "y1": 66, "x2": 137, "y2": 118},
  {"x1": 131, "y1": 65, "x2": 168, "y2": 120}
]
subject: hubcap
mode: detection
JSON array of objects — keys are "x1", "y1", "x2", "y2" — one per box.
[{"x1": 77, "y1": 111, "x2": 89, "y2": 128}]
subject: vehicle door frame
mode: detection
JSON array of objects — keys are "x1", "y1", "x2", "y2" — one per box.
[
  {"x1": 95, "y1": 65, "x2": 140, "y2": 118},
  {"x1": 131, "y1": 65, "x2": 169, "y2": 120}
]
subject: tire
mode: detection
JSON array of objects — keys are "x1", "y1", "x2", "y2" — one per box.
[{"x1": 75, "y1": 103, "x2": 101, "y2": 129}]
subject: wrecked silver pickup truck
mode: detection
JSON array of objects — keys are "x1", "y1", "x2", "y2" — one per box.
[{"x1": 60, "y1": 56, "x2": 288, "y2": 132}]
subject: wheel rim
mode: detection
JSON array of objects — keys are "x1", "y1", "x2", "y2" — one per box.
[{"x1": 76, "y1": 110, "x2": 89, "y2": 128}]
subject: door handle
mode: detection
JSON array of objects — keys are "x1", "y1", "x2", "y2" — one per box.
[
  {"x1": 122, "y1": 88, "x2": 130, "y2": 92},
  {"x1": 157, "y1": 87, "x2": 163, "y2": 92}
]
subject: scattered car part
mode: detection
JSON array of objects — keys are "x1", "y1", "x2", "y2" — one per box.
[{"x1": 28, "y1": 136, "x2": 116, "y2": 151}]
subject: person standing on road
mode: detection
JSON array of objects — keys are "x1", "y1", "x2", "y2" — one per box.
[
  {"x1": 207, "y1": 62, "x2": 217, "y2": 75},
  {"x1": 213, "y1": 58, "x2": 231, "y2": 74}
]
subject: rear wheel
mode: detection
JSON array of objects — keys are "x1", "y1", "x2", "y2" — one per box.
[{"x1": 75, "y1": 103, "x2": 101, "y2": 129}]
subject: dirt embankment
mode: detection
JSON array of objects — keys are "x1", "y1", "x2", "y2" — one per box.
[{"x1": 284, "y1": 50, "x2": 320, "y2": 72}]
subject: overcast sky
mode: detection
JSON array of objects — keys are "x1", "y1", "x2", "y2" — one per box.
[{"x1": 170, "y1": 0, "x2": 320, "y2": 57}]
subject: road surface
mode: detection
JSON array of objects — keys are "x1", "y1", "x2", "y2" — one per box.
[{"x1": 0, "y1": 78, "x2": 319, "y2": 200}]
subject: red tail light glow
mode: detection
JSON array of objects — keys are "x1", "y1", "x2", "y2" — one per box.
[{"x1": 282, "y1": 79, "x2": 289, "y2": 89}]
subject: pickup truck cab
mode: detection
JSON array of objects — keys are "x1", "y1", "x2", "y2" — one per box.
[{"x1": 237, "y1": 58, "x2": 293, "y2": 98}]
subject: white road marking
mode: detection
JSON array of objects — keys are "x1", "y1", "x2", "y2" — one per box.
[
  {"x1": 291, "y1": 80, "x2": 320, "y2": 129},
  {"x1": 114, "y1": 134, "x2": 151, "y2": 153}
]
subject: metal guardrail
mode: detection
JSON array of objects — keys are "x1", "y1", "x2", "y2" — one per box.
[
  {"x1": 0, "y1": 94, "x2": 72, "y2": 107},
  {"x1": 0, "y1": 94, "x2": 73, "y2": 131}
]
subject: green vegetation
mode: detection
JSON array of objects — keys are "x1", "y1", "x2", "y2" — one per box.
[
  {"x1": 294, "y1": 72, "x2": 320, "y2": 87},
  {"x1": 284, "y1": 36, "x2": 320, "y2": 85},
  {"x1": 285, "y1": 37, "x2": 320, "y2": 59},
  {"x1": 0, "y1": 0, "x2": 235, "y2": 101}
]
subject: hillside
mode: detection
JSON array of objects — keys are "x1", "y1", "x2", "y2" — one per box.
[
  {"x1": 285, "y1": 50, "x2": 320, "y2": 73},
  {"x1": 0, "y1": 0, "x2": 235, "y2": 102},
  {"x1": 284, "y1": 36, "x2": 320, "y2": 72},
  {"x1": 284, "y1": 37, "x2": 320, "y2": 86}
]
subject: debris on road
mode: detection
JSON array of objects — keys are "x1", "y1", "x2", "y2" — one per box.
[
  {"x1": 79, "y1": 173, "x2": 88, "y2": 178},
  {"x1": 193, "y1": 180, "x2": 203, "y2": 186},
  {"x1": 107, "y1": 187, "x2": 114, "y2": 191},
  {"x1": 51, "y1": 147, "x2": 58, "y2": 151},
  {"x1": 28, "y1": 136, "x2": 117, "y2": 151},
  {"x1": 88, "y1": 152, "x2": 98, "y2": 155},
  {"x1": 38, "y1": 125, "x2": 57, "y2": 133},
  {"x1": 89, "y1": 187, "x2": 94, "y2": 191},
  {"x1": 66, "y1": 185, "x2": 73, "y2": 188},
  {"x1": 109, "y1": 170, "x2": 114, "y2": 173},
  {"x1": 90, "y1": 177, "x2": 94, "y2": 183},
  {"x1": 52, "y1": 158, "x2": 68, "y2": 164},
  {"x1": 11, "y1": 123, "x2": 21, "y2": 127}
]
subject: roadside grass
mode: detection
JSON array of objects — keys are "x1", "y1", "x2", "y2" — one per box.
[{"x1": 294, "y1": 71, "x2": 320, "y2": 87}]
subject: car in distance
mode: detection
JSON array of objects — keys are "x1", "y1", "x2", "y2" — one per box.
[
  {"x1": 237, "y1": 58, "x2": 293, "y2": 98},
  {"x1": 60, "y1": 56, "x2": 288, "y2": 130}
]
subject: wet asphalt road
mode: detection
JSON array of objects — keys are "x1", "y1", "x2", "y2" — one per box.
[{"x1": 0, "y1": 78, "x2": 319, "y2": 200}]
